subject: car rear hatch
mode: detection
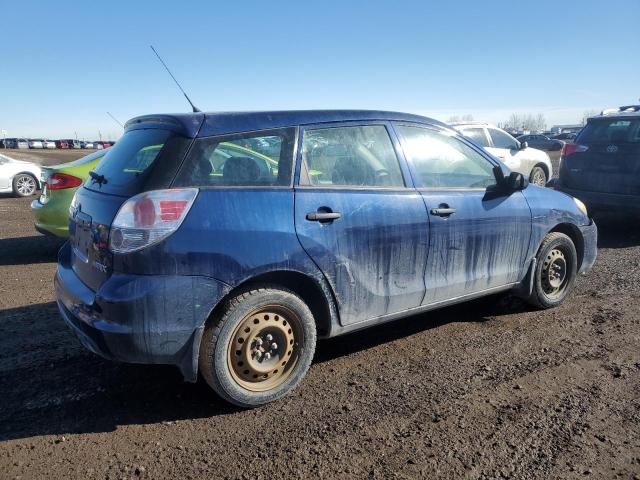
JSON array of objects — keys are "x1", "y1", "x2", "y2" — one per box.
[
  {"x1": 561, "y1": 117, "x2": 640, "y2": 195},
  {"x1": 69, "y1": 117, "x2": 199, "y2": 291}
]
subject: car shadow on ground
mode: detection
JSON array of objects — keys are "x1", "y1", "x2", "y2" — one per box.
[
  {"x1": 0, "y1": 294, "x2": 525, "y2": 442},
  {"x1": 594, "y1": 216, "x2": 640, "y2": 249},
  {"x1": 0, "y1": 235, "x2": 65, "y2": 266}
]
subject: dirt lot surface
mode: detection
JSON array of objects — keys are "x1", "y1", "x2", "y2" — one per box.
[
  {"x1": 3, "y1": 149, "x2": 101, "y2": 166},
  {"x1": 1, "y1": 192, "x2": 639, "y2": 479}
]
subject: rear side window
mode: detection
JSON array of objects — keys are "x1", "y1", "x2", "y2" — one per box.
[
  {"x1": 488, "y1": 128, "x2": 518, "y2": 149},
  {"x1": 84, "y1": 129, "x2": 189, "y2": 196},
  {"x1": 398, "y1": 126, "x2": 496, "y2": 189},
  {"x1": 173, "y1": 128, "x2": 295, "y2": 187},
  {"x1": 578, "y1": 119, "x2": 640, "y2": 144},
  {"x1": 300, "y1": 125, "x2": 404, "y2": 187},
  {"x1": 463, "y1": 128, "x2": 490, "y2": 147}
]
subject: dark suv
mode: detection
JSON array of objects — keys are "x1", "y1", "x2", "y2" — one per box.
[
  {"x1": 558, "y1": 105, "x2": 640, "y2": 215},
  {"x1": 55, "y1": 110, "x2": 597, "y2": 407}
]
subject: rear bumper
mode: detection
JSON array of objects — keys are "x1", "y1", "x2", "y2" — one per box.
[
  {"x1": 558, "y1": 187, "x2": 640, "y2": 214},
  {"x1": 31, "y1": 196, "x2": 70, "y2": 237},
  {"x1": 578, "y1": 220, "x2": 598, "y2": 274},
  {"x1": 54, "y1": 242, "x2": 230, "y2": 381}
]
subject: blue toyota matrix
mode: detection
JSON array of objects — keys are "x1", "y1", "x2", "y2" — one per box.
[{"x1": 55, "y1": 110, "x2": 597, "y2": 407}]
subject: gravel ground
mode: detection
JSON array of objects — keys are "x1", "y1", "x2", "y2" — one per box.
[
  {"x1": 2, "y1": 149, "x2": 100, "y2": 166},
  {"x1": 0, "y1": 191, "x2": 639, "y2": 479}
]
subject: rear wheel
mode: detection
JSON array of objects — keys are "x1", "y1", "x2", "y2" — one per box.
[
  {"x1": 199, "y1": 286, "x2": 317, "y2": 407},
  {"x1": 525, "y1": 232, "x2": 577, "y2": 309},
  {"x1": 12, "y1": 174, "x2": 37, "y2": 197},
  {"x1": 529, "y1": 166, "x2": 547, "y2": 187}
]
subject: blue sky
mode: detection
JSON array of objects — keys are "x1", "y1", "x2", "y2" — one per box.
[{"x1": 2, "y1": 0, "x2": 638, "y2": 139}]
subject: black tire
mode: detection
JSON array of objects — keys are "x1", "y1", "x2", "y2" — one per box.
[
  {"x1": 199, "y1": 286, "x2": 317, "y2": 407},
  {"x1": 12, "y1": 173, "x2": 37, "y2": 197},
  {"x1": 525, "y1": 232, "x2": 577, "y2": 309},
  {"x1": 529, "y1": 166, "x2": 548, "y2": 187}
]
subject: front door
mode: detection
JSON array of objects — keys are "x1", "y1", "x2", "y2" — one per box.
[
  {"x1": 294, "y1": 123, "x2": 429, "y2": 326},
  {"x1": 485, "y1": 127, "x2": 525, "y2": 174},
  {"x1": 394, "y1": 124, "x2": 532, "y2": 304}
]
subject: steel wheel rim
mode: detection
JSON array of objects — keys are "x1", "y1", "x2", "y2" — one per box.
[
  {"x1": 227, "y1": 305, "x2": 303, "y2": 392},
  {"x1": 532, "y1": 169, "x2": 546, "y2": 187},
  {"x1": 541, "y1": 248, "x2": 568, "y2": 298},
  {"x1": 17, "y1": 176, "x2": 35, "y2": 195}
]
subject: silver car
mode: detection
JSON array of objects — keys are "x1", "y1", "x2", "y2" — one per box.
[
  {"x1": 452, "y1": 123, "x2": 554, "y2": 187},
  {"x1": 0, "y1": 154, "x2": 42, "y2": 197}
]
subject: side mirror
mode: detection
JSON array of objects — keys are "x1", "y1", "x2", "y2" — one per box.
[
  {"x1": 519, "y1": 141, "x2": 528, "y2": 150},
  {"x1": 488, "y1": 166, "x2": 528, "y2": 196},
  {"x1": 505, "y1": 171, "x2": 528, "y2": 191}
]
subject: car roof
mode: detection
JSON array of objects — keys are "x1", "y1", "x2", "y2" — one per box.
[
  {"x1": 124, "y1": 110, "x2": 447, "y2": 138},
  {"x1": 593, "y1": 105, "x2": 640, "y2": 120}
]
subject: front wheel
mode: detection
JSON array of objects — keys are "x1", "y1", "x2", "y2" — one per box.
[
  {"x1": 525, "y1": 232, "x2": 577, "y2": 309},
  {"x1": 199, "y1": 286, "x2": 317, "y2": 407},
  {"x1": 13, "y1": 174, "x2": 37, "y2": 197},
  {"x1": 529, "y1": 166, "x2": 548, "y2": 187}
]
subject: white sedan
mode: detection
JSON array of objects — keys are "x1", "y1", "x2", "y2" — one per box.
[
  {"x1": 0, "y1": 154, "x2": 42, "y2": 197},
  {"x1": 452, "y1": 123, "x2": 554, "y2": 187}
]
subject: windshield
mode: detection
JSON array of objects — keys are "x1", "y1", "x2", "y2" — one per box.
[
  {"x1": 84, "y1": 128, "x2": 189, "y2": 196},
  {"x1": 578, "y1": 119, "x2": 640, "y2": 144}
]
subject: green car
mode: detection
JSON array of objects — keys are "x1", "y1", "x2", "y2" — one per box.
[{"x1": 31, "y1": 150, "x2": 106, "y2": 237}]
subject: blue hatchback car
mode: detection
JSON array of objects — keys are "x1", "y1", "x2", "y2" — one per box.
[{"x1": 55, "y1": 110, "x2": 597, "y2": 407}]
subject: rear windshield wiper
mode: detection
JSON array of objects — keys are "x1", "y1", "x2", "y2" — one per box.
[{"x1": 89, "y1": 171, "x2": 108, "y2": 185}]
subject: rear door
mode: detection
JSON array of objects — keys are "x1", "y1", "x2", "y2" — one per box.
[
  {"x1": 564, "y1": 118, "x2": 640, "y2": 195},
  {"x1": 294, "y1": 122, "x2": 429, "y2": 326},
  {"x1": 394, "y1": 124, "x2": 531, "y2": 304}
]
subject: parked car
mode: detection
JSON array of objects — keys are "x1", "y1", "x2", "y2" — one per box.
[
  {"x1": 55, "y1": 110, "x2": 597, "y2": 407},
  {"x1": 5, "y1": 138, "x2": 29, "y2": 149},
  {"x1": 60, "y1": 139, "x2": 81, "y2": 149},
  {"x1": 31, "y1": 150, "x2": 106, "y2": 236},
  {"x1": 55, "y1": 140, "x2": 69, "y2": 149},
  {"x1": 517, "y1": 134, "x2": 564, "y2": 152},
  {"x1": 82, "y1": 142, "x2": 94, "y2": 149},
  {"x1": 452, "y1": 123, "x2": 553, "y2": 186},
  {"x1": 28, "y1": 139, "x2": 44, "y2": 149},
  {"x1": 0, "y1": 154, "x2": 42, "y2": 196},
  {"x1": 553, "y1": 132, "x2": 577, "y2": 141},
  {"x1": 556, "y1": 105, "x2": 640, "y2": 216},
  {"x1": 42, "y1": 139, "x2": 57, "y2": 149}
]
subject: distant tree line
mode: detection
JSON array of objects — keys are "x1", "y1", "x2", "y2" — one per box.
[{"x1": 499, "y1": 113, "x2": 547, "y2": 132}]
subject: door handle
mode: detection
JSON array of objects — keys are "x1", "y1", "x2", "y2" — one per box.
[
  {"x1": 306, "y1": 211, "x2": 341, "y2": 222},
  {"x1": 430, "y1": 207, "x2": 456, "y2": 217}
]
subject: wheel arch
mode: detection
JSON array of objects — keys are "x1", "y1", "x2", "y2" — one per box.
[
  {"x1": 548, "y1": 223, "x2": 584, "y2": 270},
  {"x1": 533, "y1": 162, "x2": 550, "y2": 180},
  {"x1": 14, "y1": 171, "x2": 41, "y2": 189},
  {"x1": 204, "y1": 269, "x2": 338, "y2": 340}
]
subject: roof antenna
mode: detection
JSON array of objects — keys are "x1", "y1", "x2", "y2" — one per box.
[
  {"x1": 150, "y1": 45, "x2": 201, "y2": 113},
  {"x1": 106, "y1": 111, "x2": 124, "y2": 128}
]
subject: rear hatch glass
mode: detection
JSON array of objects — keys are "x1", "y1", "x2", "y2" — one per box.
[
  {"x1": 71, "y1": 128, "x2": 191, "y2": 291},
  {"x1": 83, "y1": 129, "x2": 186, "y2": 197},
  {"x1": 565, "y1": 118, "x2": 640, "y2": 194}
]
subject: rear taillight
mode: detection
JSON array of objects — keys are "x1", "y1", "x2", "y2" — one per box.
[
  {"x1": 109, "y1": 189, "x2": 198, "y2": 254},
  {"x1": 47, "y1": 172, "x2": 83, "y2": 190},
  {"x1": 561, "y1": 143, "x2": 588, "y2": 159}
]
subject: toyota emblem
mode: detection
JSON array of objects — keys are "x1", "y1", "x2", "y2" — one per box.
[{"x1": 606, "y1": 145, "x2": 618, "y2": 153}]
